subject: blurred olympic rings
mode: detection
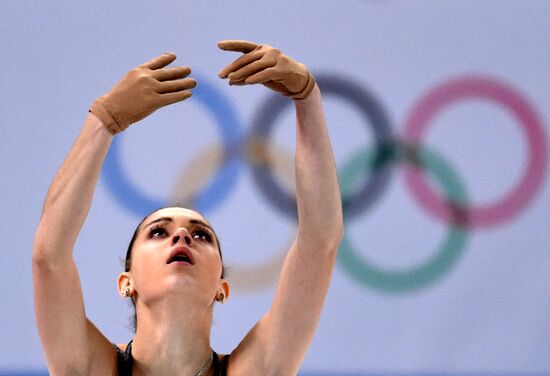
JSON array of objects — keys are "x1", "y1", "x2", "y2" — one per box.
[
  {"x1": 403, "y1": 76, "x2": 547, "y2": 228},
  {"x1": 102, "y1": 73, "x2": 547, "y2": 293},
  {"x1": 168, "y1": 142, "x2": 296, "y2": 290},
  {"x1": 338, "y1": 142, "x2": 468, "y2": 292},
  {"x1": 102, "y1": 77, "x2": 244, "y2": 217}
]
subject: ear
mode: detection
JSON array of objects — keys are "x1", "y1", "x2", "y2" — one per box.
[
  {"x1": 216, "y1": 279, "x2": 230, "y2": 303},
  {"x1": 117, "y1": 272, "x2": 132, "y2": 297}
]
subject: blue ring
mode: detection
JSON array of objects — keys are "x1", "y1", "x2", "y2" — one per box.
[
  {"x1": 102, "y1": 75, "x2": 244, "y2": 217},
  {"x1": 248, "y1": 73, "x2": 395, "y2": 221}
]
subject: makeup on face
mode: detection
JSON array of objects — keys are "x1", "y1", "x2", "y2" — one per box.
[{"x1": 142, "y1": 215, "x2": 217, "y2": 247}]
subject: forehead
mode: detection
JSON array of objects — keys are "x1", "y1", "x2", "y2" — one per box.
[{"x1": 142, "y1": 207, "x2": 211, "y2": 228}]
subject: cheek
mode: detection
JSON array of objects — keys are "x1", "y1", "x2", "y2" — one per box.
[
  {"x1": 207, "y1": 251, "x2": 224, "y2": 280},
  {"x1": 131, "y1": 246, "x2": 164, "y2": 277}
]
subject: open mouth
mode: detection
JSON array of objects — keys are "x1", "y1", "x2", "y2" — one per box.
[
  {"x1": 168, "y1": 255, "x2": 192, "y2": 264},
  {"x1": 167, "y1": 247, "x2": 194, "y2": 265}
]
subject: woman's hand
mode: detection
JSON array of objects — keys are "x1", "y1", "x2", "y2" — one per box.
[
  {"x1": 217, "y1": 40, "x2": 315, "y2": 99},
  {"x1": 90, "y1": 53, "x2": 196, "y2": 134}
]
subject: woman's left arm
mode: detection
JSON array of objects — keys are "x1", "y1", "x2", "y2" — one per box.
[
  {"x1": 265, "y1": 82, "x2": 344, "y2": 371},
  {"x1": 218, "y1": 40, "x2": 344, "y2": 374}
]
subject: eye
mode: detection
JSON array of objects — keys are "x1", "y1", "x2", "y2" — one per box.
[
  {"x1": 148, "y1": 226, "x2": 167, "y2": 238},
  {"x1": 192, "y1": 229, "x2": 212, "y2": 243}
]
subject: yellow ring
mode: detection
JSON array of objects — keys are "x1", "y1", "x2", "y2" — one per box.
[{"x1": 168, "y1": 140, "x2": 296, "y2": 291}]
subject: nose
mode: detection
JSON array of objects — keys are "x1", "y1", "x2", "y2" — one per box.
[{"x1": 172, "y1": 227, "x2": 192, "y2": 246}]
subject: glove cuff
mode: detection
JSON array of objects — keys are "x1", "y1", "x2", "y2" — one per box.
[
  {"x1": 290, "y1": 72, "x2": 316, "y2": 100},
  {"x1": 89, "y1": 97, "x2": 126, "y2": 135}
]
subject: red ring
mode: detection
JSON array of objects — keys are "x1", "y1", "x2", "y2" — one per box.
[{"x1": 403, "y1": 75, "x2": 547, "y2": 228}]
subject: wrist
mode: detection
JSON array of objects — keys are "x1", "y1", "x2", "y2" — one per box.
[
  {"x1": 86, "y1": 111, "x2": 115, "y2": 139},
  {"x1": 290, "y1": 73, "x2": 316, "y2": 100},
  {"x1": 294, "y1": 82, "x2": 321, "y2": 105}
]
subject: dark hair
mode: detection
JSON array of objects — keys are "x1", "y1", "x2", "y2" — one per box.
[{"x1": 124, "y1": 207, "x2": 225, "y2": 331}]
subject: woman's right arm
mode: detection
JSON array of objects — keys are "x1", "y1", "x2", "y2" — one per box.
[
  {"x1": 32, "y1": 53, "x2": 195, "y2": 375},
  {"x1": 32, "y1": 113, "x2": 117, "y2": 375}
]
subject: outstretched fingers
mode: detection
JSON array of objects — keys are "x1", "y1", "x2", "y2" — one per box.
[
  {"x1": 158, "y1": 90, "x2": 193, "y2": 106},
  {"x1": 244, "y1": 67, "x2": 278, "y2": 85},
  {"x1": 153, "y1": 66, "x2": 191, "y2": 81},
  {"x1": 140, "y1": 52, "x2": 178, "y2": 70},
  {"x1": 218, "y1": 49, "x2": 264, "y2": 78},
  {"x1": 227, "y1": 58, "x2": 276, "y2": 83},
  {"x1": 217, "y1": 40, "x2": 259, "y2": 53},
  {"x1": 156, "y1": 77, "x2": 196, "y2": 94}
]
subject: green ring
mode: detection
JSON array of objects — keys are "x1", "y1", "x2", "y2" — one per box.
[{"x1": 337, "y1": 142, "x2": 469, "y2": 293}]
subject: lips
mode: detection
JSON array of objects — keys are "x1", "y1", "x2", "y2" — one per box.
[{"x1": 167, "y1": 246, "x2": 195, "y2": 265}]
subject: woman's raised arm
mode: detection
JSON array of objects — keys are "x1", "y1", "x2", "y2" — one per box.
[
  {"x1": 217, "y1": 40, "x2": 344, "y2": 375},
  {"x1": 32, "y1": 53, "x2": 195, "y2": 375}
]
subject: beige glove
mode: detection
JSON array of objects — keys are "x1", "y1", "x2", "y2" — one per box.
[
  {"x1": 217, "y1": 40, "x2": 315, "y2": 100},
  {"x1": 90, "y1": 52, "x2": 196, "y2": 134}
]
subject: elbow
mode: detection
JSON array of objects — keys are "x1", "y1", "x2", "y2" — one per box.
[
  {"x1": 329, "y1": 221, "x2": 344, "y2": 256},
  {"x1": 32, "y1": 219, "x2": 74, "y2": 269},
  {"x1": 32, "y1": 244, "x2": 56, "y2": 272},
  {"x1": 327, "y1": 215, "x2": 344, "y2": 257},
  {"x1": 32, "y1": 230, "x2": 55, "y2": 266},
  {"x1": 32, "y1": 236, "x2": 50, "y2": 267},
  {"x1": 302, "y1": 220, "x2": 344, "y2": 258},
  {"x1": 33, "y1": 222, "x2": 52, "y2": 265},
  {"x1": 332, "y1": 202, "x2": 344, "y2": 239},
  {"x1": 32, "y1": 238, "x2": 72, "y2": 271},
  {"x1": 302, "y1": 209, "x2": 344, "y2": 252},
  {"x1": 335, "y1": 216, "x2": 344, "y2": 240},
  {"x1": 329, "y1": 211, "x2": 344, "y2": 248}
]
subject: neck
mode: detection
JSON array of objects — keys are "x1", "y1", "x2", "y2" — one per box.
[{"x1": 131, "y1": 299, "x2": 214, "y2": 376}]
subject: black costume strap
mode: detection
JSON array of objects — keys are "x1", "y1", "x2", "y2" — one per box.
[
  {"x1": 114, "y1": 341, "x2": 229, "y2": 375},
  {"x1": 220, "y1": 353, "x2": 230, "y2": 376},
  {"x1": 113, "y1": 340, "x2": 133, "y2": 376},
  {"x1": 212, "y1": 351, "x2": 230, "y2": 376}
]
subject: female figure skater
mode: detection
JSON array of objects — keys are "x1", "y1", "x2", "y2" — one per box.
[{"x1": 33, "y1": 40, "x2": 343, "y2": 375}]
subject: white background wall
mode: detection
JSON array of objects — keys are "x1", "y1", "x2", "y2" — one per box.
[{"x1": 1, "y1": 1, "x2": 549, "y2": 374}]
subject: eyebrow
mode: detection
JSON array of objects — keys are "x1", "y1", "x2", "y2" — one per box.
[{"x1": 143, "y1": 216, "x2": 216, "y2": 235}]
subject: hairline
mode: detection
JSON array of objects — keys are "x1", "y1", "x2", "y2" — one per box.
[{"x1": 137, "y1": 207, "x2": 216, "y2": 237}]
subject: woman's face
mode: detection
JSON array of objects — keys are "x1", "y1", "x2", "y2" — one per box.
[{"x1": 122, "y1": 207, "x2": 227, "y2": 308}]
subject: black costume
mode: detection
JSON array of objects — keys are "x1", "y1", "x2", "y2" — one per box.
[{"x1": 114, "y1": 341, "x2": 230, "y2": 375}]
